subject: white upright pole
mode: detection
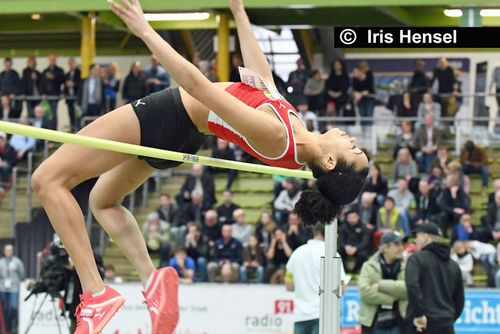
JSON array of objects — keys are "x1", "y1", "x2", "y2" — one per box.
[{"x1": 320, "y1": 219, "x2": 342, "y2": 334}]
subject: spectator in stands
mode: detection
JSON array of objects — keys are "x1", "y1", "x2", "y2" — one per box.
[
  {"x1": 216, "y1": 190, "x2": 240, "y2": 225},
  {"x1": 431, "y1": 57, "x2": 457, "y2": 118},
  {"x1": 9, "y1": 116, "x2": 36, "y2": 161},
  {"x1": 78, "y1": 63, "x2": 105, "y2": 118},
  {"x1": 284, "y1": 212, "x2": 307, "y2": 250},
  {"x1": 447, "y1": 160, "x2": 471, "y2": 195},
  {"x1": 0, "y1": 132, "x2": 17, "y2": 188},
  {"x1": 488, "y1": 178, "x2": 500, "y2": 205},
  {"x1": 450, "y1": 213, "x2": 489, "y2": 245},
  {"x1": 450, "y1": 241, "x2": 474, "y2": 287},
  {"x1": 201, "y1": 209, "x2": 221, "y2": 247},
  {"x1": 0, "y1": 94, "x2": 18, "y2": 120},
  {"x1": 210, "y1": 139, "x2": 238, "y2": 190},
  {"x1": 363, "y1": 163, "x2": 388, "y2": 206},
  {"x1": 358, "y1": 231, "x2": 407, "y2": 334},
  {"x1": 393, "y1": 121, "x2": 418, "y2": 160},
  {"x1": 32, "y1": 104, "x2": 52, "y2": 130},
  {"x1": 207, "y1": 224, "x2": 243, "y2": 283},
  {"x1": 103, "y1": 264, "x2": 124, "y2": 284},
  {"x1": 460, "y1": 140, "x2": 489, "y2": 192},
  {"x1": 168, "y1": 247, "x2": 195, "y2": 284},
  {"x1": 396, "y1": 90, "x2": 416, "y2": 118},
  {"x1": 392, "y1": 148, "x2": 418, "y2": 185},
  {"x1": 409, "y1": 59, "x2": 429, "y2": 94},
  {"x1": 428, "y1": 165, "x2": 446, "y2": 192},
  {"x1": 255, "y1": 210, "x2": 277, "y2": 250},
  {"x1": 496, "y1": 244, "x2": 500, "y2": 288},
  {"x1": 377, "y1": 196, "x2": 405, "y2": 237},
  {"x1": 482, "y1": 189, "x2": 500, "y2": 242},
  {"x1": 156, "y1": 193, "x2": 178, "y2": 225},
  {"x1": 430, "y1": 145, "x2": 451, "y2": 175},
  {"x1": 21, "y1": 56, "x2": 42, "y2": 117},
  {"x1": 240, "y1": 235, "x2": 265, "y2": 283},
  {"x1": 296, "y1": 99, "x2": 319, "y2": 133},
  {"x1": 465, "y1": 240, "x2": 497, "y2": 288},
  {"x1": 181, "y1": 190, "x2": 205, "y2": 225},
  {"x1": 141, "y1": 212, "x2": 171, "y2": 267},
  {"x1": 405, "y1": 223, "x2": 464, "y2": 334},
  {"x1": 41, "y1": 54, "x2": 65, "y2": 128},
  {"x1": 232, "y1": 208, "x2": 253, "y2": 246},
  {"x1": 274, "y1": 178, "x2": 302, "y2": 226},
  {"x1": 286, "y1": 223, "x2": 347, "y2": 334},
  {"x1": 0, "y1": 244, "x2": 24, "y2": 332},
  {"x1": 266, "y1": 227, "x2": 293, "y2": 283},
  {"x1": 438, "y1": 175, "x2": 470, "y2": 238},
  {"x1": 416, "y1": 93, "x2": 441, "y2": 129},
  {"x1": 388, "y1": 178, "x2": 413, "y2": 233},
  {"x1": 177, "y1": 163, "x2": 216, "y2": 213},
  {"x1": 325, "y1": 59, "x2": 350, "y2": 116},
  {"x1": 353, "y1": 64, "x2": 375, "y2": 128},
  {"x1": 356, "y1": 192, "x2": 378, "y2": 231},
  {"x1": 287, "y1": 57, "x2": 310, "y2": 104},
  {"x1": 416, "y1": 114, "x2": 442, "y2": 172},
  {"x1": 0, "y1": 58, "x2": 21, "y2": 100},
  {"x1": 103, "y1": 62, "x2": 120, "y2": 112},
  {"x1": 229, "y1": 53, "x2": 243, "y2": 82},
  {"x1": 340, "y1": 209, "x2": 372, "y2": 273},
  {"x1": 413, "y1": 180, "x2": 440, "y2": 228},
  {"x1": 185, "y1": 223, "x2": 209, "y2": 282},
  {"x1": 303, "y1": 69, "x2": 324, "y2": 112},
  {"x1": 122, "y1": 61, "x2": 146, "y2": 104},
  {"x1": 64, "y1": 57, "x2": 81, "y2": 131},
  {"x1": 144, "y1": 54, "x2": 170, "y2": 94}
]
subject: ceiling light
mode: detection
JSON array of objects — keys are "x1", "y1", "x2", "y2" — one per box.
[
  {"x1": 443, "y1": 9, "x2": 463, "y2": 17},
  {"x1": 480, "y1": 9, "x2": 500, "y2": 17},
  {"x1": 144, "y1": 12, "x2": 210, "y2": 21},
  {"x1": 288, "y1": 5, "x2": 315, "y2": 9},
  {"x1": 31, "y1": 13, "x2": 41, "y2": 20}
]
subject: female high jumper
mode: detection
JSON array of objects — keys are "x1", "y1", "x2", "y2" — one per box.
[{"x1": 31, "y1": 0, "x2": 369, "y2": 333}]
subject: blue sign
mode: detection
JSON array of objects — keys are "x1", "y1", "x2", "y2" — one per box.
[{"x1": 342, "y1": 288, "x2": 500, "y2": 333}]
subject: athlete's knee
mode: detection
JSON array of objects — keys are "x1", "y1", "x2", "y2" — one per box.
[
  {"x1": 89, "y1": 187, "x2": 119, "y2": 214},
  {"x1": 31, "y1": 165, "x2": 58, "y2": 196}
]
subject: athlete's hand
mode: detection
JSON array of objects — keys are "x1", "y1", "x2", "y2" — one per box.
[
  {"x1": 229, "y1": 0, "x2": 245, "y2": 14},
  {"x1": 108, "y1": 0, "x2": 153, "y2": 38}
]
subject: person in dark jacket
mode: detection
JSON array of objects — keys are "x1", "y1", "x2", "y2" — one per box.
[
  {"x1": 363, "y1": 163, "x2": 389, "y2": 206},
  {"x1": 437, "y1": 176, "x2": 470, "y2": 238},
  {"x1": 413, "y1": 180, "x2": 441, "y2": 228},
  {"x1": 40, "y1": 54, "x2": 65, "y2": 129},
  {"x1": 176, "y1": 164, "x2": 216, "y2": 212},
  {"x1": 0, "y1": 132, "x2": 17, "y2": 185},
  {"x1": 405, "y1": 223, "x2": 464, "y2": 334},
  {"x1": 184, "y1": 223, "x2": 209, "y2": 282},
  {"x1": 0, "y1": 58, "x2": 21, "y2": 97},
  {"x1": 210, "y1": 138, "x2": 238, "y2": 190},
  {"x1": 325, "y1": 59, "x2": 350, "y2": 115},
  {"x1": 339, "y1": 209, "x2": 373, "y2": 273},
  {"x1": 64, "y1": 57, "x2": 81, "y2": 131},
  {"x1": 481, "y1": 189, "x2": 500, "y2": 242},
  {"x1": 122, "y1": 61, "x2": 146, "y2": 104},
  {"x1": 21, "y1": 56, "x2": 42, "y2": 117},
  {"x1": 216, "y1": 190, "x2": 240, "y2": 225},
  {"x1": 207, "y1": 224, "x2": 243, "y2": 283}
]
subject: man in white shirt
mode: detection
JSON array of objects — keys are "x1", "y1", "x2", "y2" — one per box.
[{"x1": 285, "y1": 223, "x2": 348, "y2": 334}]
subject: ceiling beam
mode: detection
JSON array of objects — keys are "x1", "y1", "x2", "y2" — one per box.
[{"x1": 376, "y1": 7, "x2": 414, "y2": 25}]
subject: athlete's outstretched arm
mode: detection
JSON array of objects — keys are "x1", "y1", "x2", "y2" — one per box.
[
  {"x1": 108, "y1": 0, "x2": 279, "y2": 141},
  {"x1": 229, "y1": 0, "x2": 276, "y2": 88}
]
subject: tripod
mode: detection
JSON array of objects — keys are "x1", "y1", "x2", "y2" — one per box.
[{"x1": 24, "y1": 290, "x2": 69, "y2": 334}]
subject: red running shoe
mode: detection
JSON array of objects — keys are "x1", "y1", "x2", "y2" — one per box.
[
  {"x1": 74, "y1": 285, "x2": 125, "y2": 334},
  {"x1": 143, "y1": 267, "x2": 179, "y2": 334}
]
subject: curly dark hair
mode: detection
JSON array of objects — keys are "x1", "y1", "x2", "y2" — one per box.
[{"x1": 295, "y1": 158, "x2": 368, "y2": 226}]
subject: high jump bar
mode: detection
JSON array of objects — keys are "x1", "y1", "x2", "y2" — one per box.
[{"x1": 0, "y1": 121, "x2": 314, "y2": 179}]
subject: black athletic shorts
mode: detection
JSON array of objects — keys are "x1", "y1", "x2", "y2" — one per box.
[{"x1": 131, "y1": 88, "x2": 206, "y2": 169}]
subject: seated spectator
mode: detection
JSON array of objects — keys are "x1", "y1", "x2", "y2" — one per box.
[
  {"x1": 339, "y1": 209, "x2": 372, "y2": 273},
  {"x1": 32, "y1": 104, "x2": 52, "y2": 130},
  {"x1": 283, "y1": 212, "x2": 308, "y2": 250},
  {"x1": 141, "y1": 212, "x2": 171, "y2": 267},
  {"x1": 103, "y1": 264, "x2": 123, "y2": 284},
  {"x1": 460, "y1": 140, "x2": 489, "y2": 192},
  {"x1": 465, "y1": 240, "x2": 497, "y2": 288},
  {"x1": 356, "y1": 192, "x2": 378, "y2": 230},
  {"x1": 216, "y1": 190, "x2": 240, "y2": 225},
  {"x1": 428, "y1": 165, "x2": 446, "y2": 192},
  {"x1": 0, "y1": 95, "x2": 18, "y2": 120},
  {"x1": 392, "y1": 120, "x2": 418, "y2": 159},
  {"x1": 240, "y1": 235, "x2": 265, "y2": 283},
  {"x1": 450, "y1": 241, "x2": 474, "y2": 287},
  {"x1": 450, "y1": 213, "x2": 489, "y2": 245},
  {"x1": 413, "y1": 180, "x2": 440, "y2": 227},
  {"x1": 232, "y1": 209, "x2": 253, "y2": 246},
  {"x1": 168, "y1": 247, "x2": 195, "y2": 284},
  {"x1": 430, "y1": 145, "x2": 452, "y2": 175},
  {"x1": 210, "y1": 139, "x2": 238, "y2": 190},
  {"x1": 416, "y1": 114, "x2": 442, "y2": 172},
  {"x1": 387, "y1": 178, "x2": 413, "y2": 234},
  {"x1": 303, "y1": 69, "x2": 325, "y2": 112},
  {"x1": 416, "y1": 92, "x2": 441, "y2": 129},
  {"x1": 437, "y1": 175, "x2": 470, "y2": 238},
  {"x1": 392, "y1": 148, "x2": 418, "y2": 185},
  {"x1": 9, "y1": 116, "x2": 36, "y2": 161},
  {"x1": 481, "y1": 189, "x2": 500, "y2": 242},
  {"x1": 185, "y1": 223, "x2": 209, "y2": 282},
  {"x1": 362, "y1": 163, "x2": 388, "y2": 207},
  {"x1": 395, "y1": 90, "x2": 416, "y2": 118},
  {"x1": 488, "y1": 179, "x2": 500, "y2": 205},
  {"x1": 201, "y1": 210, "x2": 221, "y2": 248},
  {"x1": 255, "y1": 210, "x2": 277, "y2": 249},
  {"x1": 377, "y1": 196, "x2": 406, "y2": 237},
  {"x1": 447, "y1": 160, "x2": 471, "y2": 195},
  {"x1": 0, "y1": 132, "x2": 17, "y2": 190},
  {"x1": 176, "y1": 163, "x2": 216, "y2": 213},
  {"x1": 296, "y1": 100, "x2": 319, "y2": 132},
  {"x1": 156, "y1": 193, "x2": 178, "y2": 224},
  {"x1": 180, "y1": 190, "x2": 205, "y2": 225},
  {"x1": 273, "y1": 178, "x2": 302, "y2": 226},
  {"x1": 265, "y1": 227, "x2": 293, "y2": 283},
  {"x1": 207, "y1": 224, "x2": 243, "y2": 283}
]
